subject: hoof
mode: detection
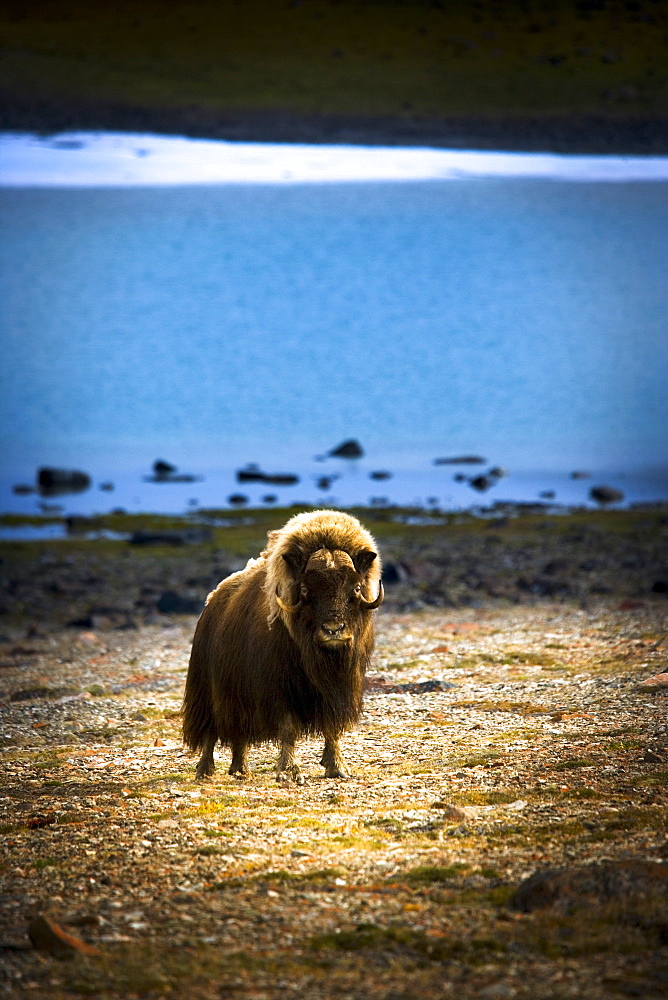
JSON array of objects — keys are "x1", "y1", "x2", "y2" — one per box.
[
  {"x1": 195, "y1": 761, "x2": 215, "y2": 781},
  {"x1": 324, "y1": 768, "x2": 350, "y2": 780},
  {"x1": 276, "y1": 768, "x2": 304, "y2": 785}
]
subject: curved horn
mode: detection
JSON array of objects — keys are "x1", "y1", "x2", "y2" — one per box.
[
  {"x1": 275, "y1": 589, "x2": 302, "y2": 614},
  {"x1": 360, "y1": 580, "x2": 384, "y2": 610}
]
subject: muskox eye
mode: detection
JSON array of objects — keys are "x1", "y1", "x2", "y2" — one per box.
[
  {"x1": 300, "y1": 585, "x2": 309, "y2": 599},
  {"x1": 353, "y1": 583, "x2": 362, "y2": 597}
]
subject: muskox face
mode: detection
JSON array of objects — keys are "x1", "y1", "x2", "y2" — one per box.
[{"x1": 279, "y1": 547, "x2": 383, "y2": 648}]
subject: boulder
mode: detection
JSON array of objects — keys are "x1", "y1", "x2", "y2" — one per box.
[
  {"x1": 37, "y1": 467, "x2": 91, "y2": 496},
  {"x1": 590, "y1": 485, "x2": 624, "y2": 506},
  {"x1": 316, "y1": 475, "x2": 338, "y2": 490},
  {"x1": 511, "y1": 860, "x2": 668, "y2": 914},
  {"x1": 236, "y1": 465, "x2": 299, "y2": 485},
  {"x1": 329, "y1": 439, "x2": 364, "y2": 458},
  {"x1": 156, "y1": 591, "x2": 203, "y2": 615},
  {"x1": 382, "y1": 561, "x2": 412, "y2": 584},
  {"x1": 153, "y1": 459, "x2": 176, "y2": 475},
  {"x1": 469, "y1": 475, "x2": 493, "y2": 492},
  {"x1": 28, "y1": 915, "x2": 101, "y2": 959}
]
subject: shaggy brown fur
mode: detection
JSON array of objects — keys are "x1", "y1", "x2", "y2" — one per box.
[{"x1": 182, "y1": 510, "x2": 383, "y2": 782}]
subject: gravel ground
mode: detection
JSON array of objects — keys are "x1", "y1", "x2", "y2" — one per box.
[{"x1": 0, "y1": 514, "x2": 667, "y2": 998}]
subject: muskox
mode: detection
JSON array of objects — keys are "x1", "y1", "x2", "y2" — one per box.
[{"x1": 182, "y1": 509, "x2": 383, "y2": 782}]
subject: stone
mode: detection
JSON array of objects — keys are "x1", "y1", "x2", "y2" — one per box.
[
  {"x1": 510, "y1": 860, "x2": 668, "y2": 913},
  {"x1": 37, "y1": 467, "x2": 91, "y2": 496},
  {"x1": 156, "y1": 591, "x2": 202, "y2": 615},
  {"x1": 382, "y1": 561, "x2": 411, "y2": 584},
  {"x1": 469, "y1": 475, "x2": 493, "y2": 492},
  {"x1": 28, "y1": 915, "x2": 101, "y2": 959},
  {"x1": 329, "y1": 439, "x2": 364, "y2": 458},
  {"x1": 590, "y1": 485, "x2": 624, "y2": 505},
  {"x1": 638, "y1": 672, "x2": 668, "y2": 689},
  {"x1": 153, "y1": 459, "x2": 176, "y2": 475}
]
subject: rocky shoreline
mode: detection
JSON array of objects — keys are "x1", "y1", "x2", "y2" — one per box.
[
  {"x1": 1, "y1": 506, "x2": 666, "y2": 630},
  {"x1": 3, "y1": 99, "x2": 668, "y2": 155}
]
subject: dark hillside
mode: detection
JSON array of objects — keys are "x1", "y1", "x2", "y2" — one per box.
[{"x1": 1, "y1": 0, "x2": 667, "y2": 150}]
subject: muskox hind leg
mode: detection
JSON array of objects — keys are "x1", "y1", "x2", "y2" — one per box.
[
  {"x1": 195, "y1": 732, "x2": 217, "y2": 781},
  {"x1": 228, "y1": 741, "x2": 250, "y2": 779},
  {"x1": 276, "y1": 735, "x2": 304, "y2": 785},
  {"x1": 320, "y1": 734, "x2": 350, "y2": 779}
]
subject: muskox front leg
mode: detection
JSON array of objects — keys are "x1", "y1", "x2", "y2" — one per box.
[
  {"x1": 320, "y1": 734, "x2": 350, "y2": 779},
  {"x1": 229, "y1": 741, "x2": 250, "y2": 779},
  {"x1": 195, "y1": 732, "x2": 217, "y2": 780},
  {"x1": 276, "y1": 735, "x2": 304, "y2": 785}
]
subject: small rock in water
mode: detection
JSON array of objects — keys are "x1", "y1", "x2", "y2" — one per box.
[
  {"x1": 469, "y1": 475, "x2": 493, "y2": 492},
  {"x1": 154, "y1": 459, "x2": 176, "y2": 475},
  {"x1": 228, "y1": 493, "x2": 249, "y2": 506},
  {"x1": 370, "y1": 470, "x2": 392, "y2": 480},
  {"x1": 570, "y1": 470, "x2": 590, "y2": 479},
  {"x1": 433, "y1": 455, "x2": 486, "y2": 465},
  {"x1": 590, "y1": 485, "x2": 624, "y2": 505},
  {"x1": 329, "y1": 439, "x2": 364, "y2": 458},
  {"x1": 38, "y1": 467, "x2": 91, "y2": 496}
]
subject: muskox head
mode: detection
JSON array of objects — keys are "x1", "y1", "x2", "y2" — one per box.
[{"x1": 276, "y1": 547, "x2": 383, "y2": 648}]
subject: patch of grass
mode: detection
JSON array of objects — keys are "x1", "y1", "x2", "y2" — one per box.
[
  {"x1": 32, "y1": 857, "x2": 58, "y2": 869},
  {"x1": 451, "y1": 699, "x2": 549, "y2": 715},
  {"x1": 637, "y1": 771, "x2": 668, "y2": 787},
  {"x1": 310, "y1": 922, "x2": 506, "y2": 963},
  {"x1": 520, "y1": 900, "x2": 668, "y2": 958},
  {"x1": 193, "y1": 796, "x2": 238, "y2": 815},
  {"x1": 400, "y1": 863, "x2": 470, "y2": 884},
  {"x1": 458, "y1": 751, "x2": 504, "y2": 768},
  {"x1": 553, "y1": 757, "x2": 597, "y2": 770},
  {"x1": 192, "y1": 844, "x2": 225, "y2": 856},
  {"x1": 453, "y1": 789, "x2": 521, "y2": 806},
  {"x1": 364, "y1": 816, "x2": 405, "y2": 836},
  {"x1": 599, "y1": 806, "x2": 667, "y2": 835}
]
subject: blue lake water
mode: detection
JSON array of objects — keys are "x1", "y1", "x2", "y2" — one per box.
[{"x1": 1, "y1": 176, "x2": 667, "y2": 517}]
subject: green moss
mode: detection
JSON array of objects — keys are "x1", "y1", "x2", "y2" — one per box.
[
  {"x1": 458, "y1": 751, "x2": 504, "y2": 768},
  {"x1": 310, "y1": 922, "x2": 506, "y2": 962},
  {"x1": 400, "y1": 863, "x2": 470, "y2": 884},
  {"x1": 553, "y1": 757, "x2": 597, "y2": 770},
  {"x1": 454, "y1": 789, "x2": 522, "y2": 806}
]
